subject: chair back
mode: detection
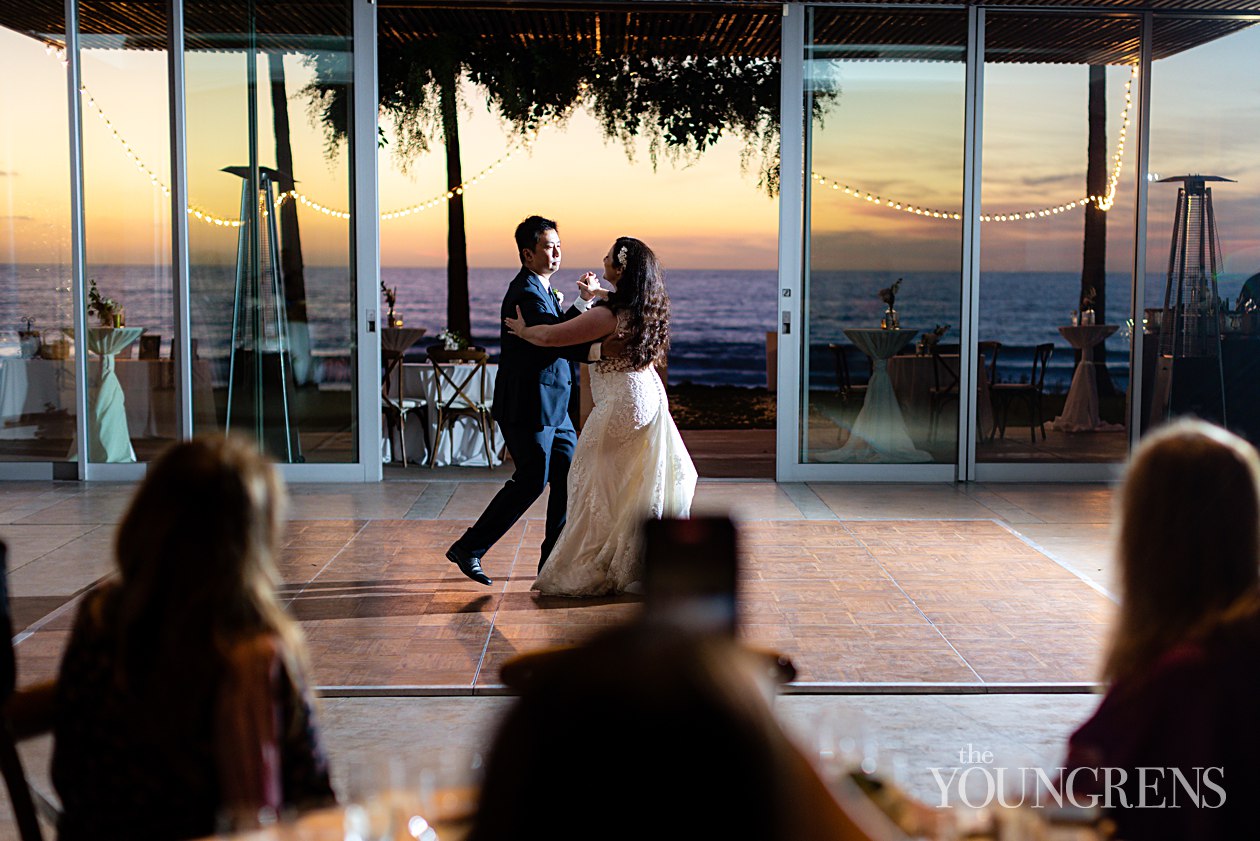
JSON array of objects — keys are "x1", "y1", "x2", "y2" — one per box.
[
  {"x1": 430, "y1": 350, "x2": 489, "y2": 411},
  {"x1": 828, "y1": 343, "x2": 852, "y2": 394},
  {"x1": 931, "y1": 345, "x2": 960, "y2": 393},
  {"x1": 1031, "y1": 343, "x2": 1054, "y2": 390},
  {"x1": 977, "y1": 341, "x2": 1001, "y2": 385},
  {"x1": 827, "y1": 343, "x2": 867, "y2": 395},
  {"x1": 138, "y1": 335, "x2": 161, "y2": 360}
]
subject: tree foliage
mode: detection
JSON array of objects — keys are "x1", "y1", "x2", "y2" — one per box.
[
  {"x1": 302, "y1": 37, "x2": 835, "y2": 339},
  {"x1": 306, "y1": 40, "x2": 833, "y2": 197}
]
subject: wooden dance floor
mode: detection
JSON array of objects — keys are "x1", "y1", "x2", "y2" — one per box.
[{"x1": 9, "y1": 482, "x2": 1114, "y2": 693}]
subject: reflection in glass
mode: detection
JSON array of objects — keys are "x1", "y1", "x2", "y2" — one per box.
[
  {"x1": 1145, "y1": 19, "x2": 1260, "y2": 446},
  {"x1": 0, "y1": 19, "x2": 77, "y2": 461},
  {"x1": 185, "y1": 1, "x2": 355, "y2": 462},
  {"x1": 802, "y1": 8, "x2": 966, "y2": 464},
  {"x1": 79, "y1": 3, "x2": 175, "y2": 464},
  {"x1": 978, "y1": 14, "x2": 1138, "y2": 464}
]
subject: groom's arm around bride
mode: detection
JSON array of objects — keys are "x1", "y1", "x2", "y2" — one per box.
[{"x1": 446, "y1": 215, "x2": 598, "y2": 587}]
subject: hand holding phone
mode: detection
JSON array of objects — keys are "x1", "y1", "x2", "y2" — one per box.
[{"x1": 642, "y1": 516, "x2": 738, "y2": 635}]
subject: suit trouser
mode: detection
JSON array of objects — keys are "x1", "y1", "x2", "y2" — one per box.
[{"x1": 456, "y1": 419, "x2": 577, "y2": 570}]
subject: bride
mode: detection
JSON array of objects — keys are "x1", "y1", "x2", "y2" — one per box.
[{"x1": 504, "y1": 237, "x2": 697, "y2": 596}]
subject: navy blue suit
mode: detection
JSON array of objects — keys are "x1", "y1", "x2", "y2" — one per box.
[{"x1": 455, "y1": 268, "x2": 590, "y2": 569}]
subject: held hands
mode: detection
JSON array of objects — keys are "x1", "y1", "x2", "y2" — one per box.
[{"x1": 576, "y1": 272, "x2": 609, "y2": 302}]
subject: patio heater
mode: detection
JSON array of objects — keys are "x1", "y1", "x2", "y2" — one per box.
[
  {"x1": 1148, "y1": 175, "x2": 1231, "y2": 428},
  {"x1": 224, "y1": 165, "x2": 303, "y2": 463}
]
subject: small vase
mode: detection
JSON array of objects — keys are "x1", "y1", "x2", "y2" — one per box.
[{"x1": 881, "y1": 308, "x2": 899, "y2": 330}]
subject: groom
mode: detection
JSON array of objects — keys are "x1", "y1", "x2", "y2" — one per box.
[{"x1": 446, "y1": 215, "x2": 599, "y2": 585}]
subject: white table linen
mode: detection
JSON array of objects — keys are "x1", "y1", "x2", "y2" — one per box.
[
  {"x1": 87, "y1": 327, "x2": 145, "y2": 462},
  {"x1": 387, "y1": 362, "x2": 504, "y2": 467},
  {"x1": 0, "y1": 356, "x2": 214, "y2": 448},
  {"x1": 887, "y1": 352, "x2": 995, "y2": 441},
  {"x1": 1053, "y1": 325, "x2": 1123, "y2": 432},
  {"x1": 822, "y1": 328, "x2": 931, "y2": 463}
]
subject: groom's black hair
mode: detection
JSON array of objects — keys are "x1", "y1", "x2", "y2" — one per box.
[{"x1": 515, "y1": 215, "x2": 558, "y2": 256}]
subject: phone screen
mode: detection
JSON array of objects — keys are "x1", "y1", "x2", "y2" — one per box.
[{"x1": 642, "y1": 516, "x2": 738, "y2": 635}]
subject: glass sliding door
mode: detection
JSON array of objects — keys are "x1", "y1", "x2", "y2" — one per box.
[
  {"x1": 78, "y1": 3, "x2": 176, "y2": 465},
  {"x1": 1143, "y1": 18, "x2": 1260, "y2": 447},
  {"x1": 0, "y1": 14, "x2": 78, "y2": 465},
  {"x1": 800, "y1": 7, "x2": 967, "y2": 472},
  {"x1": 183, "y1": 0, "x2": 356, "y2": 463},
  {"x1": 977, "y1": 14, "x2": 1139, "y2": 470}
]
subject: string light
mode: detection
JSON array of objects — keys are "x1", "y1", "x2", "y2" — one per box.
[
  {"x1": 60, "y1": 44, "x2": 1137, "y2": 230},
  {"x1": 813, "y1": 67, "x2": 1138, "y2": 223},
  {"x1": 51, "y1": 45, "x2": 574, "y2": 228}
]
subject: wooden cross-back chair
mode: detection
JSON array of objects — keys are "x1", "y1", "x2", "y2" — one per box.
[
  {"x1": 827, "y1": 343, "x2": 868, "y2": 404},
  {"x1": 928, "y1": 346, "x2": 961, "y2": 442},
  {"x1": 428, "y1": 350, "x2": 496, "y2": 469},
  {"x1": 992, "y1": 342, "x2": 1054, "y2": 443}
]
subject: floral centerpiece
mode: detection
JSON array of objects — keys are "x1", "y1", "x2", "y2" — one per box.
[
  {"x1": 18, "y1": 317, "x2": 40, "y2": 359},
  {"x1": 87, "y1": 279, "x2": 122, "y2": 327},
  {"x1": 879, "y1": 278, "x2": 903, "y2": 330},
  {"x1": 381, "y1": 280, "x2": 401, "y2": 327},
  {"x1": 438, "y1": 328, "x2": 467, "y2": 351},
  {"x1": 1079, "y1": 286, "x2": 1097, "y2": 326}
]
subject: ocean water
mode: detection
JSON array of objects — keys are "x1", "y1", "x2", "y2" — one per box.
[{"x1": 1, "y1": 263, "x2": 1218, "y2": 390}]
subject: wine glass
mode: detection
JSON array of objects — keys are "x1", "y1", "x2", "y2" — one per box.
[
  {"x1": 416, "y1": 749, "x2": 484, "y2": 829},
  {"x1": 814, "y1": 706, "x2": 878, "y2": 783},
  {"x1": 342, "y1": 757, "x2": 397, "y2": 841}
]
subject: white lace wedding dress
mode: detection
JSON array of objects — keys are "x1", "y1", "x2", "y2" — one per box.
[{"x1": 532, "y1": 351, "x2": 698, "y2": 597}]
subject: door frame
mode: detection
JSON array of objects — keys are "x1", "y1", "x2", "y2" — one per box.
[{"x1": 777, "y1": 3, "x2": 1145, "y2": 483}]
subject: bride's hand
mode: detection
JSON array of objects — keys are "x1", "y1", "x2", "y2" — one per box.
[
  {"x1": 504, "y1": 306, "x2": 528, "y2": 338},
  {"x1": 576, "y1": 272, "x2": 608, "y2": 302}
]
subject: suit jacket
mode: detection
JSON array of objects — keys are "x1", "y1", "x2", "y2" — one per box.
[{"x1": 492, "y1": 267, "x2": 591, "y2": 429}]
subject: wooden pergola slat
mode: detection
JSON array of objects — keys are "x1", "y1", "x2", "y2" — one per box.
[{"x1": 2, "y1": 0, "x2": 1256, "y2": 64}]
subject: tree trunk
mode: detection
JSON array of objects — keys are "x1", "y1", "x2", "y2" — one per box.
[
  {"x1": 1083, "y1": 65, "x2": 1117, "y2": 397},
  {"x1": 441, "y1": 67, "x2": 472, "y2": 341},
  {"x1": 269, "y1": 53, "x2": 312, "y2": 385}
]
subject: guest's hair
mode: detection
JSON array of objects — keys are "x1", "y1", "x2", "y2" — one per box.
[
  {"x1": 605, "y1": 236, "x2": 670, "y2": 370},
  {"x1": 108, "y1": 436, "x2": 306, "y2": 699},
  {"x1": 514, "y1": 215, "x2": 558, "y2": 256},
  {"x1": 467, "y1": 624, "x2": 793, "y2": 841},
  {"x1": 1105, "y1": 420, "x2": 1260, "y2": 685}
]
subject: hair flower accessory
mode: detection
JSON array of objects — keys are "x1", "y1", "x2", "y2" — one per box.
[{"x1": 617, "y1": 245, "x2": 628, "y2": 267}]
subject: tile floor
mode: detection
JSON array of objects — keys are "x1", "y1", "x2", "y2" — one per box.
[{"x1": 0, "y1": 477, "x2": 1120, "y2": 837}]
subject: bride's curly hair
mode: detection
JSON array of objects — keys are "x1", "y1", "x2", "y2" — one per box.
[{"x1": 605, "y1": 237, "x2": 670, "y2": 370}]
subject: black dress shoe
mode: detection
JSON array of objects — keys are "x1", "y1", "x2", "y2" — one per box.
[{"x1": 446, "y1": 545, "x2": 492, "y2": 586}]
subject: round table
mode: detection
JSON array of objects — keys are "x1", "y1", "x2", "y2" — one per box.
[
  {"x1": 1052, "y1": 324, "x2": 1122, "y2": 432},
  {"x1": 821, "y1": 328, "x2": 930, "y2": 463},
  {"x1": 87, "y1": 326, "x2": 145, "y2": 462}
]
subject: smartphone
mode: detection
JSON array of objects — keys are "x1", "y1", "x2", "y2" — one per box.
[{"x1": 642, "y1": 515, "x2": 738, "y2": 635}]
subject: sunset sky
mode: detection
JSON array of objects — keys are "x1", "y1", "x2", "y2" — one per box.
[{"x1": 5, "y1": 21, "x2": 1260, "y2": 276}]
